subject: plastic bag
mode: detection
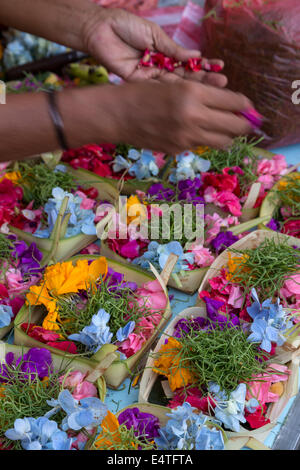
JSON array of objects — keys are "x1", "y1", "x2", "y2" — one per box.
[{"x1": 202, "y1": 0, "x2": 300, "y2": 149}]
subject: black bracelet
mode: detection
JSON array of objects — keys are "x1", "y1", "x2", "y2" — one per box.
[{"x1": 45, "y1": 90, "x2": 69, "y2": 151}]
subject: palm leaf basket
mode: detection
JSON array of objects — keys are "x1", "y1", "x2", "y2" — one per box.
[
  {"x1": 89, "y1": 402, "x2": 270, "y2": 451},
  {"x1": 259, "y1": 171, "x2": 300, "y2": 245},
  {"x1": 198, "y1": 230, "x2": 300, "y2": 353},
  {"x1": 9, "y1": 154, "x2": 120, "y2": 264},
  {"x1": 13, "y1": 255, "x2": 172, "y2": 389},
  {"x1": 0, "y1": 341, "x2": 107, "y2": 401},
  {"x1": 138, "y1": 306, "x2": 300, "y2": 451},
  {"x1": 99, "y1": 217, "x2": 271, "y2": 295}
]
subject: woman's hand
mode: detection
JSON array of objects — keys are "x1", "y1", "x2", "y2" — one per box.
[
  {"x1": 82, "y1": 7, "x2": 227, "y2": 88},
  {"x1": 69, "y1": 80, "x2": 253, "y2": 154}
]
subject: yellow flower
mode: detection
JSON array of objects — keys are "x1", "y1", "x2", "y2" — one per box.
[
  {"x1": 226, "y1": 253, "x2": 250, "y2": 282},
  {"x1": 44, "y1": 258, "x2": 108, "y2": 296},
  {"x1": 193, "y1": 146, "x2": 211, "y2": 156},
  {"x1": 153, "y1": 337, "x2": 196, "y2": 392},
  {"x1": 42, "y1": 311, "x2": 60, "y2": 331},
  {"x1": 126, "y1": 195, "x2": 147, "y2": 225},
  {"x1": 27, "y1": 283, "x2": 57, "y2": 314},
  {"x1": 27, "y1": 257, "x2": 108, "y2": 331},
  {"x1": 0, "y1": 171, "x2": 21, "y2": 185},
  {"x1": 277, "y1": 173, "x2": 300, "y2": 202}
]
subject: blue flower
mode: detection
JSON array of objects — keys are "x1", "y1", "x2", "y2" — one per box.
[
  {"x1": 68, "y1": 309, "x2": 113, "y2": 353},
  {"x1": 54, "y1": 164, "x2": 67, "y2": 173},
  {"x1": 112, "y1": 155, "x2": 131, "y2": 173},
  {"x1": 128, "y1": 150, "x2": 159, "y2": 180},
  {"x1": 245, "y1": 398, "x2": 260, "y2": 414},
  {"x1": 169, "y1": 151, "x2": 211, "y2": 183},
  {"x1": 209, "y1": 382, "x2": 247, "y2": 432},
  {"x1": 132, "y1": 241, "x2": 194, "y2": 273},
  {"x1": 35, "y1": 187, "x2": 96, "y2": 239},
  {"x1": 116, "y1": 321, "x2": 135, "y2": 342},
  {"x1": 5, "y1": 417, "x2": 73, "y2": 450},
  {"x1": 247, "y1": 319, "x2": 280, "y2": 353},
  {"x1": 0, "y1": 304, "x2": 14, "y2": 328},
  {"x1": 154, "y1": 402, "x2": 224, "y2": 450},
  {"x1": 46, "y1": 390, "x2": 108, "y2": 432},
  {"x1": 246, "y1": 290, "x2": 292, "y2": 352}
]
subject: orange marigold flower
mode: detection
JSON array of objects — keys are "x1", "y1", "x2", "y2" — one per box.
[
  {"x1": 194, "y1": 146, "x2": 211, "y2": 156},
  {"x1": 94, "y1": 411, "x2": 121, "y2": 450},
  {"x1": 226, "y1": 253, "x2": 250, "y2": 282},
  {"x1": 153, "y1": 337, "x2": 196, "y2": 392},
  {"x1": 0, "y1": 171, "x2": 21, "y2": 185},
  {"x1": 27, "y1": 257, "x2": 108, "y2": 331}
]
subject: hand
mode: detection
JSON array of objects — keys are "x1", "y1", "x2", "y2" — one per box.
[
  {"x1": 82, "y1": 7, "x2": 227, "y2": 88},
  {"x1": 87, "y1": 80, "x2": 253, "y2": 154}
]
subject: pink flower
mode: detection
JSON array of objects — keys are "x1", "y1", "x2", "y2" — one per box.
[
  {"x1": 134, "y1": 280, "x2": 167, "y2": 312},
  {"x1": 6, "y1": 268, "x2": 40, "y2": 295},
  {"x1": 120, "y1": 240, "x2": 141, "y2": 259},
  {"x1": 257, "y1": 154, "x2": 287, "y2": 176},
  {"x1": 208, "y1": 269, "x2": 231, "y2": 294},
  {"x1": 80, "y1": 243, "x2": 99, "y2": 255},
  {"x1": 154, "y1": 152, "x2": 166, "y2": 169},
  {"x1": 228, "y1": 285, "x2": 244, "y2": 308},
  {"x1": 190, "y1": 245, "x2": 214, "y2": 267},
  {"x1": 60, "y1": 370, "x2": 98, "y2": 400},
  {"x1": 204, "y1": 186, "x2": 218, "y2": 203},
  {"x1": 204, "y1": 213, "x2": 222, "y2": 244},
  {"x1": 75, "y1": 190, "x2": 96, "y2": 211},
  {"x1": 257, "y1": 174, "x2": 274, "y2": 190},
  {"x1": 118, "y1": 332, "x2": 146, "y2": 358},
  {"x1": 6, "y1": 269, "x2": 24, "y2": 291},
  {"x1": 135, "y1": 313, "x2": 162, "y2": 342},
  {"x1": 215, "y1": 191, "x2": 242, "y2": 216},
  {"x1": 246, "y1": 364, "x2": 290, "y2": 405},
  {"x1": 281, "y1": 274, "x2": 300, "y2": 297}
]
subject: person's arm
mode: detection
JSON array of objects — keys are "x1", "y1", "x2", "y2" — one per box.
[
  {"x1": 1, "y1": 80, "x2": 253, "y2": 161},
  {"x1": 0, "y1": 0, "x2": 90, "y2": 53},
  {"x1": 0, "y1": 0, "x2": 226, "y2": 86}
]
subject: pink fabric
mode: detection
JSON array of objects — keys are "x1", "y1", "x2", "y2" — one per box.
[
  {"x1": 172, "y1": 1, "x2": 204, "y2": 50},
  {"x1": 141, "y1": 5, "x2": 185, "y2": 37},
  {"x1": 92, "y1": 0, "x2": 159, "y2": 13}
]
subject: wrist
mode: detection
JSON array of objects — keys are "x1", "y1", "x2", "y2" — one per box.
[{"x1": 57, "y1": 84, "x2": 123, "y2": 147}]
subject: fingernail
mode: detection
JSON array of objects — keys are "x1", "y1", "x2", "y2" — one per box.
[{"x1": 239, "y1": 108, "x2": 263, "y2": 129}]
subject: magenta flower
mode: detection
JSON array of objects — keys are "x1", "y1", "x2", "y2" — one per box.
[
  {"x1": 210, "y1": 231, "x2": 239, "y2": 254},
  {"x1": 118, "y1": 407, "x2": 160, "y2": 441}
]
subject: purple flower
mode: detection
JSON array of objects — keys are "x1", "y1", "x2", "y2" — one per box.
[
  {"x1": 266, "y1": 218, "x2": 280, "y2": 232},
  {"x1": 210, "y1": 231, "x2": 239, "y2": 254},
  {"x1": 11, "y1": 240, "x2": 28, "y2": 258},
  {"x1": 173, "y1": 316, "x2": 207, "y2": 338},
  {"x1": 118, "y1": 408, "x2": 160, "y2": 441},
  {"x1": 147, "y1": 184, "x2": 175, "y2": 201},
  {"x1": 0, "y1": 348, "x2": 53, "y2": 383},
  {"x1": 106, "y1": 268, "x2": 137, "y2": 292},
  {"x1": 19, "y1": 243, "x2": 43, "y2": 275},
  {"x1": 203, "y1": 297, "x2": 240, "y2": 328},
  {"x1": 177, "y1": 178, "x2": 204, "y2": 205},
  {"x1": 178, "y1": 178, "x2": 202, "y2": 193}
]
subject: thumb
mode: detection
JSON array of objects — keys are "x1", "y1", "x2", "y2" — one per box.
[{"x1": 152, "y1": 24, "x2": 201, "y2": 62}]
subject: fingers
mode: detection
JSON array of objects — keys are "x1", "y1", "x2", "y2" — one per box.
[
  {"x1": 198, "y1": 107, "x2": 253, "y2": 136},
  {"x1": 151, "y1": 23, "x2": 201, "y2": 62},
  {"x1": 196, "y1": 84, "x2": 253, "y2": 112},
  {"x1": 188, "y1": 129, "x2": 234, "y2": 150}
]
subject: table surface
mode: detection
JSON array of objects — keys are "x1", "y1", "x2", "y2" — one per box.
[{"x1": 6, "y1": 142, "x2": 300, "y2": 449}]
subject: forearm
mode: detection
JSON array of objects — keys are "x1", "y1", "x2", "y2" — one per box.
[
  {"x1": 0, "y1": 0, "x2": 101, "y2": 53},
  {"x1": 0, "y1": 85, "x2": 117, "y2": 161}
]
